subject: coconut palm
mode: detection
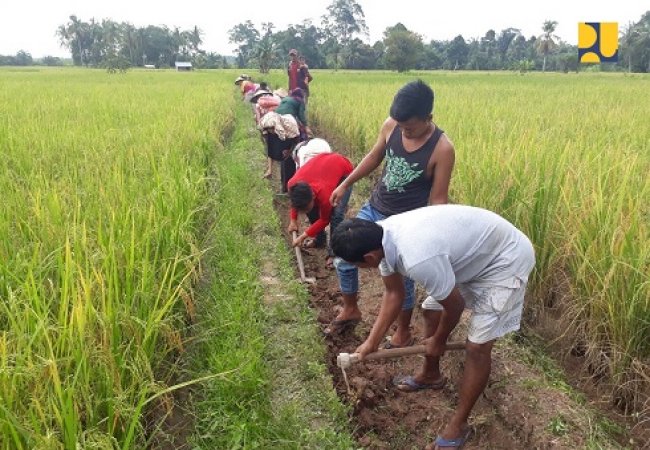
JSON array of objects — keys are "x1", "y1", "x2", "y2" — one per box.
[{"x1": 536, "y1": 20, "x2": 559, "y2": 72}]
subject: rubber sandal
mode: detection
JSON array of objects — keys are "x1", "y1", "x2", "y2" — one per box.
[
  {"x1": 432, "y1": 427, "x2": 473, "y2": 449},
  {"x1": 323, "y1": 318, "x2": 361, "y2": 336},
  {"x1": 383, "y1": 336, "x2": 415, "y2": 349},
  {"x1": 393, "y1": 375, "x2": 446, "y2": 392}
]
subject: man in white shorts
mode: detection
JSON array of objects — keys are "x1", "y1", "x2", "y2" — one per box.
[{"x1": 331, "y1": 204, "x2": 535, "y2": 449}]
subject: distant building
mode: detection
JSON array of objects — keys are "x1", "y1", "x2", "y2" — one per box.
[
  {"x1": 175, "y1": 61, "x2": 192, "y2": 71},
  {"x1": 144, "y1": 64, "x2": 156, "y2": 69}
]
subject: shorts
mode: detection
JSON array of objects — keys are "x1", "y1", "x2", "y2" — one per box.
[{"x1": 421, "y1": 277, "x2": 527, "y2": 344}]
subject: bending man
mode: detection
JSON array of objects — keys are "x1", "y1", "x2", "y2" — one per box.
[
  {"x1": 287, "y1": 151, "x2": 353, "y2": 268},
  {"x1": 331, "y1": 205, "x2": 535, "y2": 449}
]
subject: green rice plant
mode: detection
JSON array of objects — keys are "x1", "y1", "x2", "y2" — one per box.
[{"x1": 0, "y1": 68, "x2": 236, "y2": 448}]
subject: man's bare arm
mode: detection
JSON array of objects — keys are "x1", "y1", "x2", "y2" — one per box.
[
  {"x1": 330, "y1": 118, "x2": 395, "y2": 205},
  {"x1": 356, "y1": 272, "x2": 405, "y2": 358},
  {"x1": 428, "y1": 137, "x2": 455, "y2": 205}
]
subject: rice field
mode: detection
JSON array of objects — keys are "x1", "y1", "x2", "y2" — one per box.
[
  {"x1": 0, "y1": 68, "x2": 235, "y2": 448},
  {"x1": 0, "y1": 67, "x2": 648, "y2": 447},
  {"x1": 308, "y1": 70, "x2": 650, "y2": 410}
]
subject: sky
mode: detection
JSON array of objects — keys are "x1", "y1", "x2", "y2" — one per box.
[{"x1": 1, "y1": 0, "x2": 647, "y2": 58}]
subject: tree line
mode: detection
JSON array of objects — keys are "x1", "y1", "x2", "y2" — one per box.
[
  {"x1": 229, "y1": 1, "x2": 650, "y2": 74},
  {"x1": 54, "y1": 15, "x2": 228, "y2": 70},
  {"x1": 2, "y1": 0, "x2": 649, "y2": 72}
]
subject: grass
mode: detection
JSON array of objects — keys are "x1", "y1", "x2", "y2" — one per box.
[{"x1": 188, "y1": 97, "x2": 355, "y2": 449}]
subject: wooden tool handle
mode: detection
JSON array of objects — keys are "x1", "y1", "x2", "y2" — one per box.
[
  {"x1": 292, "y1": 231, "x2": 307, "y2": 281},
  {"x1": 361, "y1": 341, "x2": 465, "y2": 362}
]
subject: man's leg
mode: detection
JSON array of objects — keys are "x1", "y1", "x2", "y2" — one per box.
[
  {"x1": 438, "y1": 340, "x2": 494, "y2": 443},
  {"x1": 332, "y1": 259, "x2": 362, "y2": 323},
  {"x1": 436, "y1": 280, "x2": 526, "y2": 445},
  {"x1": 280, "y1": 156, "x2": 296, "y2": 193},
  {"x1": 408, "y1": 299, "x2": 444, "y2": 385},
  {"x1": 390, "y1": 277, "x2": 416, "y2": 346},
  {"x1": 330, "y1": 201, "x2": 377, "y2": 325}
]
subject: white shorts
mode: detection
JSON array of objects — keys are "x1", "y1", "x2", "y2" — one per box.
[{"x1": 421, "y1": 277, "x2": 527, "y2": 344}]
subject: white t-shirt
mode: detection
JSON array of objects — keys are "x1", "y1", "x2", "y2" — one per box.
[{"x1": 378, "y1": 205, "x2": 535, "y2": 301}]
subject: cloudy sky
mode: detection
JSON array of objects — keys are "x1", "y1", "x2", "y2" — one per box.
[{"x1": 1, "y1": 0, "x2": 646, "y2": 57}]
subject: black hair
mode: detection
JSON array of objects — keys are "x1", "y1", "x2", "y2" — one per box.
[
  {"x1": 389, "y1": 79, "x2": 434, "y2": 122},
  {"x1": 288, "y1": 182, "x2": 313, "y2": 211},
  {"x1": 331, "y1": 218, "x2": 384, "y2": 263},
  {"x1": 259, "y1": 81, "x2": 269, "y2": 90}
]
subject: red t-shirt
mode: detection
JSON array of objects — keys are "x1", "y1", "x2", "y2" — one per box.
[
  {"x1": 288, "y1": 153, "x2": 354, "y2": 237},
  {"x1": 287, "y1": 61, "x2": 300, "y2": 91}
]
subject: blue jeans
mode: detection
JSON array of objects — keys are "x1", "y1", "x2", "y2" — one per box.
[{"x1": 334, "y1": 202, "x2": 415, "y2": 310}]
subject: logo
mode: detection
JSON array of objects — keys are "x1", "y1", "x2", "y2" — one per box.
[{"x1": 578, "y1": 22, "x2": 618, "y2": 63}]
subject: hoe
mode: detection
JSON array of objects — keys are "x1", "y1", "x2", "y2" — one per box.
[
  {"x1": 293, "y1": 231, "x2": 316, "y2": 284},
  {"x1": 337, "y1": 342, "x2": 465, "y2": 393}
]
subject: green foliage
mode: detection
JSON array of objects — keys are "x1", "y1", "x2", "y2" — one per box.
[
  {"x1": 511, "y1": 59, "x2": 535, "y2": 74},
  {"x1": 445, "y1": 35, "x2": 469, "y2": 70},
  {"x1": 620, "y1": 12, "x2": 650, "y2": 72},
  {"x1": 228, "y1": 20, "x2": 261, "y2": 69},
  {"x1": 56, "y1": 15, "x2": 208, "y2": 68},
  {"x1": 548, "y1": 415, "x2": 570, "y2": 436},
  {"x1": 49, "y1": 9, "x2": 650, "y2": 73},
  {"x1": 0, "y1": 69, "x2": 236, "y2": 448},
  {"x1": 0, "y1": 50, "x2": 33, "y2": 66},
  {"x1": 40, "y1": 55, "x2": 64, "y2": 66},
  {"x1": 383, "y1": 24, "x2": 424, "y2": 72},
  {"x1": 103, "y1": 54, "x2": 130, "y2": 73}
]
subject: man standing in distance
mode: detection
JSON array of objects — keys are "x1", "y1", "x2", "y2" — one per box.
[
  {"x1": 298, "y1": 55, "x2": 313, "y2": 105},
  {"x1": 328, "y1": 80, "x2": 455, "y2": 341},
  {"x1": 287, "y1": 49, "x2": 300, "y2": 92}
]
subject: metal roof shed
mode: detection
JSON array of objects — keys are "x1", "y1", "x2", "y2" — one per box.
[{"x1": 175, "y1": 61, "x2": 193, "y2": 71}]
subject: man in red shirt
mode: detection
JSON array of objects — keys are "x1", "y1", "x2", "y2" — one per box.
[
  {"x1": 287, "y1": 152, "x2": 353, "y2": 268},
  {"x1": 287, "y1": 49, "x2": 301, "y2": 92}
]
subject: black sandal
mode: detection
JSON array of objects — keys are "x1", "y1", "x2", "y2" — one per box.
[{"x1": 323, "y1": 318, "x2": 361, "y2": 336}]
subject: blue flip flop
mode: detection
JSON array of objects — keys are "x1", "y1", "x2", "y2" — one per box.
[{"x1": 433, "y1": 427, "x2": 473, "y2": 449}]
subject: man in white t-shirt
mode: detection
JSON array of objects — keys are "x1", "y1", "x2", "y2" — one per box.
[{"x1": 331, "y1": 204, "x2": 535, "y2": 449}]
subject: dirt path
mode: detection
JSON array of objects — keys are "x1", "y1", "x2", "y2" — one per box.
[{"x1": 269, "y1": 185, "x2": 638, "y2": 449}]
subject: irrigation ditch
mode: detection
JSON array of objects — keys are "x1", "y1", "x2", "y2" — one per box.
[{"x1": 262, "y1": 120, "x2": 647, "y2": 449}]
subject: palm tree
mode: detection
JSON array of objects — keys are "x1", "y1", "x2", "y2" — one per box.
[
  {"x1": 120, "y1": 23, "x2": 138, "y2": 66},
  {"x1": 188, "y1": 26, "x2": 203, "y2": 55},
  {"x1": 621, "y1": 15, "x2": 650, "y2": 73},
  {"x1": 255, "y1": 23, "x2": 275, "y2": 73},
  {"x1": 537, "y1": 20, "x2": 559, "y2": 72},
  {"x1": 56, "y1": 15, "x2": 87, "y2": 66}
]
